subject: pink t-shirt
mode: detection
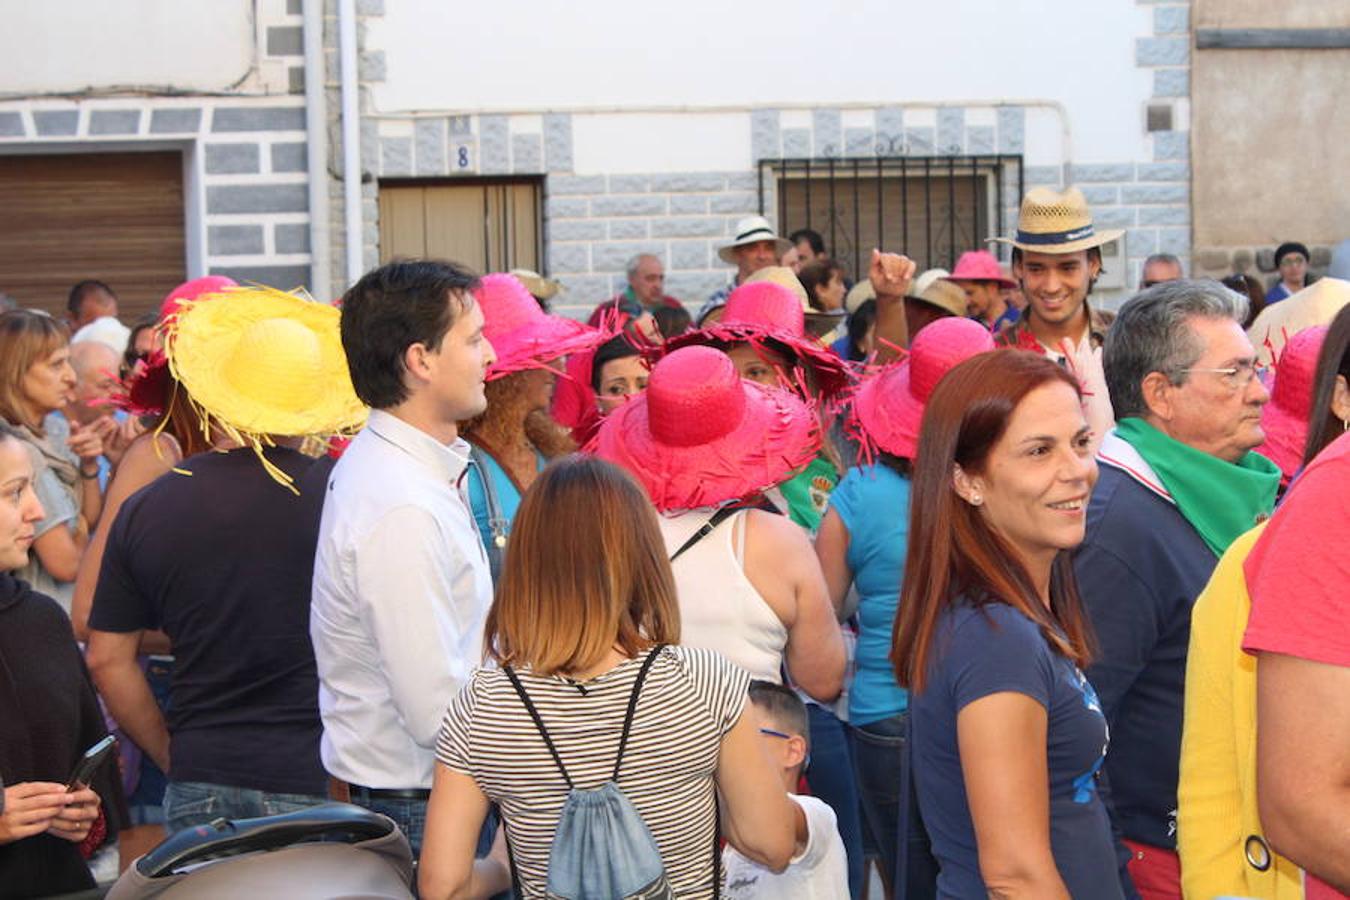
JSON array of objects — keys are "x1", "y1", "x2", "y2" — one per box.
[{"x1": 1243, "y1": 431, "x2": 1350, "y2": 900}]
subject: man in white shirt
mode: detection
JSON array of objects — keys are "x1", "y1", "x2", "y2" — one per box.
[
  {"x1": 311, "y1": 259, "x2": 496, "y2": 855},
  {"x1": 724, "y1": 681, "x2": 849, "y2": 899}
]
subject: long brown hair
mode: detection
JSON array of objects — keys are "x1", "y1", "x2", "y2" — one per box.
[
  {"x1": 485, "y1": 454, "x2": 680, "y2": 675},
  {"x1": 0, "y1": 311, "x2": 69, "y2": 430},
  {"x1": 891, "y1": 350, "x2": 1095, "y2": 692},
  {"x1": 1302, "y1": 305, "x2": 1350, "y2": 468}
]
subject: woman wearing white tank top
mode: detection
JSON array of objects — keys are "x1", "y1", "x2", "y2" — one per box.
[{"x1": 592, "y1": 345, "x2": 845, "y2": 704}]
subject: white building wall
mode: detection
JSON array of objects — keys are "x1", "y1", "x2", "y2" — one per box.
[{"x1": 359, "y1": 0, "x2": 1193, "y2": 316}]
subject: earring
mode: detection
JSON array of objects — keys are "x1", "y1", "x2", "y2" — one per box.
[
  {"x1": 970, "y1": 494, "x2": 983, "y2": 506},
  {"x1": 1343, "y1": 418, "x2": 1349, "y2": 432}
]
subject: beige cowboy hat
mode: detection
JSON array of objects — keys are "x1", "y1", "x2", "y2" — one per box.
[
  {"x1": 990, "y1": 186, "x2": 1124, "y2": 255},
  {"x1": 905, "y1": 269, "x2": 969, "y2": 318},
  {"x1": 718, "y1": 215, "x2": 792, "y2": 264},
  {"x1": 508, "y1": 268, "x2": 563, "y2": 302}
]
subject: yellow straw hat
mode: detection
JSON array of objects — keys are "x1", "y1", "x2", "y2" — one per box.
[
  {"x1": 990, "y1": 186, "x2": 1124, "y2": 255},
  {"x1": 166, "y1": 285, "x2": 367, "y2": 488}
]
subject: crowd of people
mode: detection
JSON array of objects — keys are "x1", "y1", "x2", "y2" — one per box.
[{"x1": 2, "y1": 186, "x2": 1349, "y2": 900}]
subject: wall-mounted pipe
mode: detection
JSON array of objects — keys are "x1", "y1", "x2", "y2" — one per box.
[
  {"x1": 302, "y1": 0, "x2": 330, "y2": 300},
  {"x1": 337, "y1": 0, "x2": 363, "y2": 287}
]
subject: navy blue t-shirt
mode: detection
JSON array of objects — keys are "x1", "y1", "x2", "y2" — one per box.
[
  {"x1": 89, "y1": 447, "x2": 333, "y2": 796},
  {"x1": 910, "y1": 602, "x2": 1123, "y2": 899}
]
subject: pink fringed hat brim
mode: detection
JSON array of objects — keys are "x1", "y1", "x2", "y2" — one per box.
[
  {"x1": 487, "y1": 315, "x2": 605, "y2": 380},
  {"x1": 660, "y1": 324, "x2": 851, "y2": 399},
  {"x1": 849, "y1": 359, "x2": 923, "y2": 462},
  {"x1": 588, "y1": 381, "x2": 822, "y2": 513},
  {"x1": 1255, "y1": 396, "x2": 1310, "y2": 480}
]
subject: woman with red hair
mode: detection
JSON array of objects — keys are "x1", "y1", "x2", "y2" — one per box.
[{"x1": 891, "y1": 350, "x2": 1126, "y2": 898}]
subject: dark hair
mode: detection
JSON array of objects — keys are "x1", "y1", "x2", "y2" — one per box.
[
  {"x1": 748, "y1": 680, "x2": 809, "y2": 752},
  {"x1": 650, "y1": 305, "x2": 692, "y2": 339},
  {"x1": 1275, "y1": 241, "x2": 1310, "y2": 267},
  {"x1": 1220, "y1": 274, "x2": 1266, "y2": 329},
  {"x1": 123, "y1": 312, "x2": 159, "y2": 377},
  {"x1": 1303, "y1": 304, "x2": 1350, "y2": 468},
  {"x1": 799, "y1": 259, "x2": 845, "y2": 311},
  {"x1": 890, "y1": 350, "x2": 1095, "y2": 692},
  {"x1": 67, "y1": 279, "x2": 116, "y2": 317},
  {"x1": 589, "y1": 335, "x2": 642, "y2": 393},
  {"x1": 876, "y1": 449, "x2": 913, "y2": 477},
  {"x1": 845, "y1": 299, "x2": 877, "y2": 363},
  {"x1": 339, "y1": 259, "x2": 479, "y2": 409},
  {"x1": 789, "y1": 228, "x2": 825, "y2": 256},
  {"x1": 1103, "y1": 279, "x2": 1247, "y2": 419}
]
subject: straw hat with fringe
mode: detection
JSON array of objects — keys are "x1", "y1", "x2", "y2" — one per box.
[{"x1": 165, "y1": 285, "x2": 367, "y2": 490}]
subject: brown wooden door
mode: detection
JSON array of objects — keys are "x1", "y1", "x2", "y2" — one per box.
[
  {"x1": 378, "y1": 179, "x2": 542, "y2": 274},
  {"x1": 0, "y1": 151, "x2": 187, "y2": 321}
]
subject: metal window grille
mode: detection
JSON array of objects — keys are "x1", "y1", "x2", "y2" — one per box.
[{"x1": 759, "y1": 155, "x2": 1024, "y2": 280}]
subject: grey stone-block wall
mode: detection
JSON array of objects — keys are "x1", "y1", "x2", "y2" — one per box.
[{"x1": 0, "y1": 0, "x2": 318, "y2": 295}]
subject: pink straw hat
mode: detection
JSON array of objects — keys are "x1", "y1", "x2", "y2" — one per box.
[
  {"x1": 475, "y1": 272, "x2": 604, "y2": 380},
  {"x1": 662, "y1": 281, "x2": 851, "y2": 399},
  {"x1": 1255, "y1": 324, "x2": 1328, "y2": 480},
  {"x1": 946, "y1": 250, "x2": 1016, "y2": 287},
  {"x1": 850, "y1": 317, "x2": 996, "y2": 461},
  {"x1": 160, "y1": 275, "x2": 238, "y2": 320},
  {"x1": 589, "y1": 345, "x2": 821, "y2": 512}
]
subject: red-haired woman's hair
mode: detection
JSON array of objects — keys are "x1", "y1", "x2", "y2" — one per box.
[
  {"x1": 891, "y1": 349, "x2": 1096, "y2": 692},
  {"x1": 486, "y1": 454, "x2": 680, "y2": 675}
]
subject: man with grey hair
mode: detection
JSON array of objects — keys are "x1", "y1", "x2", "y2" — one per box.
[
  {"x1": 1139, "y1": 253, "x2": 1183, "y2": 289},
  {"x1": 587, "y1": 252, "x2": 685, "y2": 326},
  {"x1": 1072, "y1": 279, "x2": 1281, "y2": 896}
]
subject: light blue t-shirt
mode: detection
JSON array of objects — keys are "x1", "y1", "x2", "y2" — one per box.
[
  {"x1": 828, "y1": 463, "x2": 910, "y2": 725},
  {"x1": 465, "y1": 447, "x2": 544, "y2": 551}
]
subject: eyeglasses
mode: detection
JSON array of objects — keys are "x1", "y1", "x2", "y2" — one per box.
[
  {"x1": 759, "y1": 728, "x2": 810, "y2": 770},
  {"x1": 1178, "y1": 360, "x2": 1260, "y2": 391}
]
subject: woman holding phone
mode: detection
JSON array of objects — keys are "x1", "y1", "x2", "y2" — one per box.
[
  {"x1": 891, "y1": 350, "x2": 1127, "y2": 898},
  {"x1": 0, "y1": 423, "x2": 120, "y2": 895}
]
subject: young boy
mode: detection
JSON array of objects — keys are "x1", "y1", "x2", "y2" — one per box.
[{"x1": 724, "y1": 681, "x2": 850, "y2": 898}]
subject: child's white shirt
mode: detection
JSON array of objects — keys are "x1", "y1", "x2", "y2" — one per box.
[{"x1": 722, "y1": 793, "x2": 850, "y2": 899}]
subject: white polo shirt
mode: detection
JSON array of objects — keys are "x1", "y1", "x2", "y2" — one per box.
[{"x1": 311, "y1": 408, "x2": 493, "y2": 789}]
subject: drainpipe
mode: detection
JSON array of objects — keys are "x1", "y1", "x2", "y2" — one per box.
[
  {"x1": 302, "y1": 0, "x2": 330, "y2": 300},
  {"x1": 337, "y1": 0, "x2": 363, "y2": 287}
]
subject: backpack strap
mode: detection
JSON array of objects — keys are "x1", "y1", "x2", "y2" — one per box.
[
  {"x1": 502, "y1": 665, "x2": 575, "y2": 790},
  {"x1": 611, "y1": 644, "x2": 666, "y2": 783},
  {"x1": 668, "y1": 507, "x2": 738, "y2": 563}
]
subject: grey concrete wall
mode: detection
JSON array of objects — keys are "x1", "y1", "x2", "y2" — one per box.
[{"x1": 1191, "y1": 0, "x2": 1350, "y2": 280}]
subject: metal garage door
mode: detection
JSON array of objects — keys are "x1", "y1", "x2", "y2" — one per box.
[{"x1": 0, "y1": 151, "x2": 186, "y2": 321}]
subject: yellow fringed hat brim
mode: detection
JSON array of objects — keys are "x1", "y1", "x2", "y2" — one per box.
[{"x1": 167, "y1": 285, "x2": 368, "y2": 439}]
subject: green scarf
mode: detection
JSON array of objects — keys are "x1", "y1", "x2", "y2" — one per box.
[
  {"x1": 1114, "y1": 417, "x2": 1280, "y2": 557},
  {"x1": 777, "y1": 454, "x2": 839, "y2": 534}
]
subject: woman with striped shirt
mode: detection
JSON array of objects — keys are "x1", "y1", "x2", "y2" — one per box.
[{"x1": 418, "y1": 455, "x2": 798, "y2": 899}]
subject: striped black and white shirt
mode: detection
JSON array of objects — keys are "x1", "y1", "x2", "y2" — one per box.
[{"x1": 436, "y1": 645, "x2": 750, "y2": 898}]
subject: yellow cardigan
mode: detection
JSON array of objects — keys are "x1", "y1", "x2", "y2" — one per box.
[{"x1": 1177, "y1": 523, "x2": 1303, "y2": 899}]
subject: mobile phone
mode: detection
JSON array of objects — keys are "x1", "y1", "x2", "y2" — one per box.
[{"x1": 66, "y1": 735, "x2": 116, "y2": 792}]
